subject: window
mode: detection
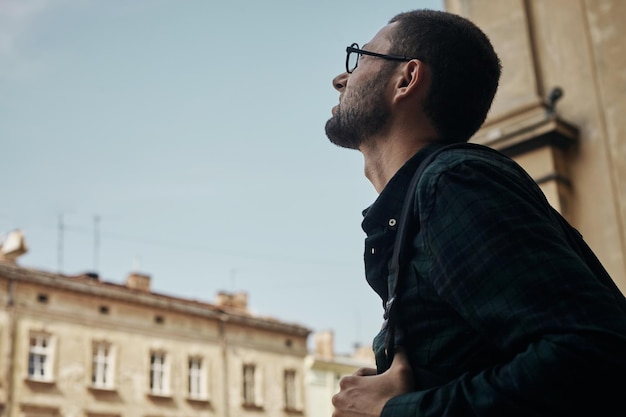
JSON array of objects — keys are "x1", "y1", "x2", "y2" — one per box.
[
  {"x1": 242, "y1": 364, "x2": 256, "y2": 406},
  {"x1": 92, "y1": 342, "x2": 114, "y2": 389},
  {"x1": 284, "y1": 369, "x2": 297, "y2": 410},
  {"x1": 188, "y1": 357, "x2": 208, "y2": 400},
  {"x1": 149, "y1": 352, "x2": 169, "y2": 396},
  {"x1": 241, "y1": 363, "x2": 263, "y2": 408},
  {"x1": 28, "y1": 333, "x2": 53, "y2": 381}
]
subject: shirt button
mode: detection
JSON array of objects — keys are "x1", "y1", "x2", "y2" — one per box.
[
  {"x1": 371, "y1": 248, "x2": 376, "y2": 255},
  {"x1": 388, "y1": 219, "x2": 397, "y2": 227}
]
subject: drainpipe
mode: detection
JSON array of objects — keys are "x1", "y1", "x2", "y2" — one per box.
[
  {"x1": 219, "y1": 314, "x2": 230, "y2": 417},
  {"x1": 6, "y1": 277, "x2": 17, "y2": 417}
]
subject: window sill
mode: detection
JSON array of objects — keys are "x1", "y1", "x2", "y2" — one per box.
[
  {"x1": 148, "y1": 392, "x2": 173, "y2": 400},
  {"x1": 24, "y1": 377, "x2": 55, "y2": 386},
  {"x1": 242, "y1": 403, "x2": 264, "y2": 411},
  {"x1": 187, "y1": 396, "x2": 211, "y2": 405},
  {"x1": 88, "y1": 385, "x2": 117, "y2": 393}
]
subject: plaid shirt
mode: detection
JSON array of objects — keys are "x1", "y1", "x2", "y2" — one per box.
[{"x1": 362, "y1": 143, "x2": 626, "y2": 416}]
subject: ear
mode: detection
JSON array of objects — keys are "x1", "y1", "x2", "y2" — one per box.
[{"x1": 391, "y1": 59, "x2": 425, "y2": 104}]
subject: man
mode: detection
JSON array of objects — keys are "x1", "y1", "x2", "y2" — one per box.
[{"x1": 325, "y1": 9, "x2": 626, "y2": 417}]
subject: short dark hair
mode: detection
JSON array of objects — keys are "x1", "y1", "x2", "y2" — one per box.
[{"x1": 388, "y1": 10, "x2": 501, "y2": 142}]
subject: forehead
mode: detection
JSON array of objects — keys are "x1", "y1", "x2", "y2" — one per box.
[{"x1": 362, "y1": 22, "x2": 397, "y2": 50}]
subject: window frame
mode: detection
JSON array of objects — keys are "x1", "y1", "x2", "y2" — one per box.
[
  {"x1": 149, "y1": 351, "x2": 170, "y2": 397},
  {"x1": 27, "y1": 333, "x2": 54, "y2": 382},
  {"x1": 283, "y1": 368, "x2": 298, "y2": 411},
  {"x1": 91, "y1": 341, "x2": 115, "y2": 390},
  {"x1": 188, "y1": 356, "x2": 209, "y2": 401},
  {"x1": 242, "y1": 363, "x2": 256, "y2": 406}
]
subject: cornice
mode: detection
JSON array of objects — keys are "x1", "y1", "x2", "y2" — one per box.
[
  {"x1": 473, "y1": 103, "x2": 579, "y2": 157},
  {"x1": 0, "y1": 262, "x2": 310, "y2": 337}
]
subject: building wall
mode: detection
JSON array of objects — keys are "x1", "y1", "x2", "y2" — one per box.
[
  {"x1": 0, "y1": 264, "x2": 310, "y2": 417},
  {"x1": 0, "y1": 309, "x2": 10, "y2": 413},
  {"x1": 446, "y1": 0, "x2": 626, "y2": 291},
  {"x1": 304, "y1": 331, "x2": 375, "y2": 417},
  {"x1": 224, "y1": 323, "x2": 308, "y2": 417}
]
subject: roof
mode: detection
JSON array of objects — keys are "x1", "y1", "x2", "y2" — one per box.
[{"x1": 0, "y1": 261, "x2": 310, "y2": 337}]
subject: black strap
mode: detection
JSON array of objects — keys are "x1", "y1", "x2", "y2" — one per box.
[{"x1": 384, "y1": 143, "x2": 478, "y2": 360}]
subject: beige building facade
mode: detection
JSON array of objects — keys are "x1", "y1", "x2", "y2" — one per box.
[
  {"x1": 445, "y1": 0, "x2": 626, "y2": 292},
  {"x1": 0, "y1": 259, "x2": 310, "y2": 417},
  {"x1": 304, "y1": 331, "x2": 374, "y2": 417}
]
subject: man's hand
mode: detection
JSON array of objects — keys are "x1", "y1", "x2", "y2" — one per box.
[{"x1": 332, "y1": 350, "x2": 415, "y2": 417}]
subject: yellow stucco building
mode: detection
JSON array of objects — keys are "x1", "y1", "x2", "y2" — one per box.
[
  {"x1": 304, "y1": 331, "x2": 374, "y2": 417},
  {"x1": 448, "y1": 0, "x2": 626, "y2": 292},
  {"x1": 0, "y1": 255, "x2": 310, "y2": 417}
]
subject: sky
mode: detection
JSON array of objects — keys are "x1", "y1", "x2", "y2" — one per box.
[{"x1": 0, "y1": 0, "x2": 443, "y2": 354}]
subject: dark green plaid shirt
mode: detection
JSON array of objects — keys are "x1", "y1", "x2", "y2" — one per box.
[{"x1": 362, "y1": 143, "x2": 626, "y2": 416}]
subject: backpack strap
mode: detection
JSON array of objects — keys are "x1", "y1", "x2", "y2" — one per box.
[{"x1": 384, "y1": 143, "x2": 477, "y2": 361}]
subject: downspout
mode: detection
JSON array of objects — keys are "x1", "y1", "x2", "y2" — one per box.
[
  {"x1": 6, "y1": 277, "x2": 17, "y2": 417},
  {"x1": 219, "y1": 314, "x2": 230, "y2": 417}
]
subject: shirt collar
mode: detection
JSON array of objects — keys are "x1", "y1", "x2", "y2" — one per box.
[{"x1": 361, "y1": 143, "x2": 443, "y2": 234}]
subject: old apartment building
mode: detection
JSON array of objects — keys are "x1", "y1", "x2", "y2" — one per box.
[
  {"x1": 304, "y1": 331, "x2": 374, "y2": 417},
  {"x1": 0, "y1": 246, "x2": 310, "y2": 417},
  {"x1": 448, "y1": 0, "x2": 626, "y2": 291}
]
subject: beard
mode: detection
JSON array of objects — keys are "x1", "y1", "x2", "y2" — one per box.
[{"x1": 325, "y1": 70, "x2": 392, "y2": 150}]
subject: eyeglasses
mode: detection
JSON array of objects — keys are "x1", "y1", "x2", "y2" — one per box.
[{"x1": 345, "y1": 43, "x2": 418, "y2": 74}]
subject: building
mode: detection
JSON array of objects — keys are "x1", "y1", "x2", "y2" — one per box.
[
  {"x1": 446, "y1": 0, "x2": 626, "y2": 291},
  {"x1": 0, "y1": 245, "x2": 310, "y2": 417},
  {"x1": 304, "y1": 331, "x2": 374, "y2": 417}
]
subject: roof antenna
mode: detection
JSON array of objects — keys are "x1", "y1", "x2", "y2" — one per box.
[
  {"x1": 94, "y1": 215, "x2": 100, "y2": 272},
  {"x1": 132, "y1": 255, "x2": 142, "y2": 272},
  {"x1": 58, "y1": 214, "x2": 64, "y2": 273}
]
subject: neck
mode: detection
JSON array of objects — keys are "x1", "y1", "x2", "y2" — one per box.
[{"x1": 360, "y1": 127, "x2": 438, "y2": 193}]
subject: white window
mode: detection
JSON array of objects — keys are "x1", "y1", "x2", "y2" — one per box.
[
  {"x1": 92, "y1": 342, "x2": 114, "y2": 389},
  {"x1": 28, "y1": 333, "x2": 53, "y2": 381},
  {"x1": 242, "y1": 363, "x2": 263, "y2": 407},
  {"x1": 284, "y1": 369, "x2": 297, "y2": 410},
  {"x1": 242, "y1": 363, "x2": 256, "y2": 405},
  {"x1": 149, "y1": 352, "x2": 169, "y2": 396},
  {"x1": 188, "y1": 357, "x2": 208, "y2": 400}
]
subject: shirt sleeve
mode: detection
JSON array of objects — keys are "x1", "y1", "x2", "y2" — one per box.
[{"x1": 381, "y1": 156, "x2": 626, "y2": 417}]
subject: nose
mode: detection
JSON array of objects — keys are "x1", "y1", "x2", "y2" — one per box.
[{"x1": 332, "y1": 72, "x2": 349, "y2": 92}]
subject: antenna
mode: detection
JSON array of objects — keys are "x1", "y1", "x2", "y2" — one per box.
[
  {"x1": 94, "y1": 215, "x2": 100, "y2": 272},
  {"x1": 230, "y1": 268, "x2": 237, "y2": 289},
  {"x1": 57, "y1": 214, "x2": 64, "y2": 273},
  {"x1": 132, "y1": 256, "x2": 142, "y2": 272}
]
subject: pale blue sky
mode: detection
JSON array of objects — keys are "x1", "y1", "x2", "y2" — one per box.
[{"x1": 1, "y1": 0, "x2": 442, "y2": 354}]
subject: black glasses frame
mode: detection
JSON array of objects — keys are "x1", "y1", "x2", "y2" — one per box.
[{"x1": 345, "y1": 43, "x2": 418, "y2": 74}]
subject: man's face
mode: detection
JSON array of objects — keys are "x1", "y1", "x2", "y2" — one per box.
[{"x1": 325, "y1": 24, "x2": 397, "y2": 150}]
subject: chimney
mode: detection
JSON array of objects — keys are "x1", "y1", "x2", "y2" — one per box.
[
  {"x1": 351, "y1": 344, "x2": 375, "y2": 364},
  {"x1": 314, "y1": 330, "x2": 335, "y2": 359},
  {"x1": 126, "y1": 272, "x2": 151, "y2": 292},
  {"x1": 215, "y1": 291, "x2": 248, "y2": 311},
  {"x1": 0, "y1": 230, "x2": 28, "y2": 263}
]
